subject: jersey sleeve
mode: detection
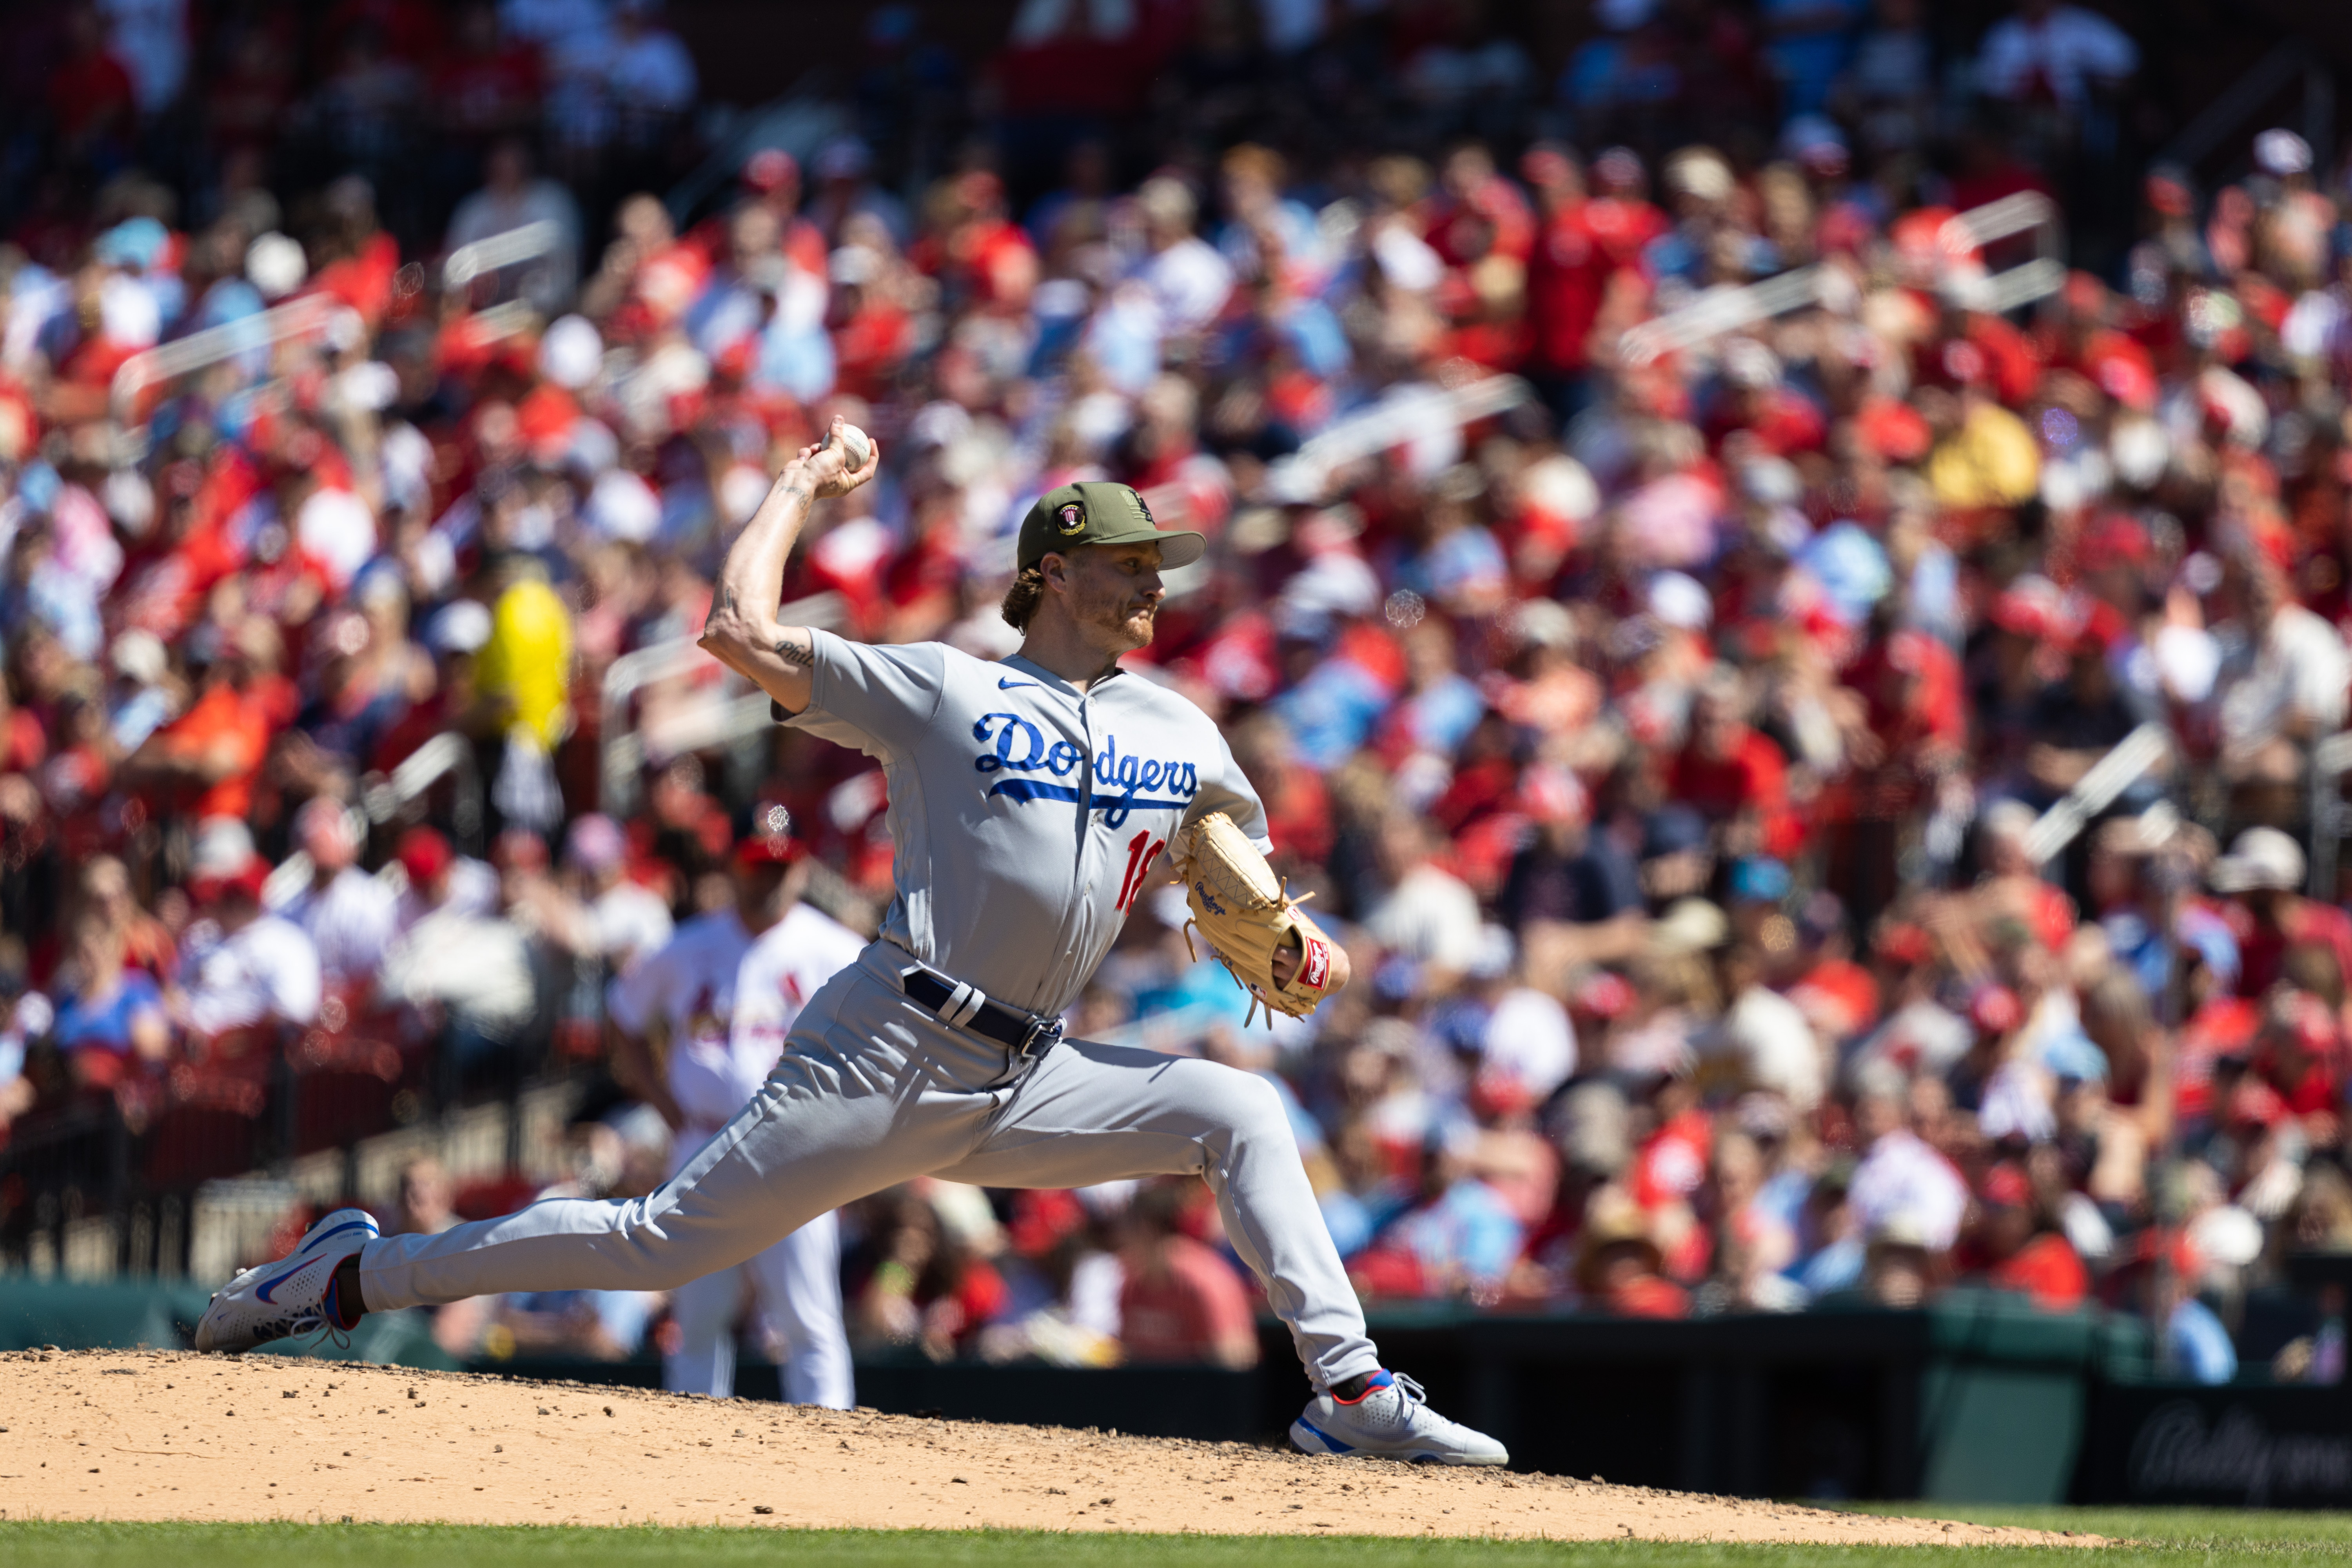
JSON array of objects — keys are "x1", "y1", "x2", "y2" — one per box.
[
  {"x1": 1186, "y1": 725, "x2": 1273, "y2": 853},
  {"x1": 774, "y1": 630, "x2": 949, "y2": 762}
]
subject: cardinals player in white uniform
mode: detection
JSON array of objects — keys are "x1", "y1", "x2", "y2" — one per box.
[{"x1": 605, "y1": 814, "x2": 860, "y2": 1407}]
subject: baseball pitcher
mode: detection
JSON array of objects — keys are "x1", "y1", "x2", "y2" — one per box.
[{"x1": 198, "y1": 421, "x2": 1506, "y2": 1465}]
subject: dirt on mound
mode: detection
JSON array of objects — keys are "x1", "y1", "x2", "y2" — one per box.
[{"x1": 0, "y1": 1350, "x2": 2099, "y2": 1543}]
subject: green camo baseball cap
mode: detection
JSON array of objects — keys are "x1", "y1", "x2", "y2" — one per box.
[{"x1": 1017, "y1": 481, "x2": 1206, "y2": 573}]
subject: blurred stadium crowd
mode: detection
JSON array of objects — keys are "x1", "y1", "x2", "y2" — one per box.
[{"x1": 6, "y1": 0, "x2": 2352, "y2": 1386}]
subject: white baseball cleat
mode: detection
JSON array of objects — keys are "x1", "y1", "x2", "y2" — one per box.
[
  {"x1": 1290, "y1": 1370, "x2": 1510, "y2": 1465},
  {"x1": 194, "y1": 1207, "x2": 379, "y2": 1353}
]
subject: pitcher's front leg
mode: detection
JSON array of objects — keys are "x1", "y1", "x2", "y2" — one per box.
[{"x1": 937, "y1": 1037, "x2": 1380, "y2": 1391}]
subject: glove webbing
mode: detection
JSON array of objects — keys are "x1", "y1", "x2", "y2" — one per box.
[{"x1": 1181, "y1": 885, "x2": 1315, "y2": 1030}]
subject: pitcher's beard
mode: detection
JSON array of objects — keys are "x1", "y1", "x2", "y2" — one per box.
[{"x1": 1085, "y1": 600, "x2": 1157, "y2": 652}]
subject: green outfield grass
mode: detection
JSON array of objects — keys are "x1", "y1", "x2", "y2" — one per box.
[
  {"x1": 4, "y1": 1512, "x2": 2352, "y2": 1568},
  {"x1": 1848, "y1": 1503, "x2": 2352, "y2": 1554}
]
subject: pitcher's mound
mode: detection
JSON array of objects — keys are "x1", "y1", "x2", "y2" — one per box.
[{"x1": 0, "y1": 1350, "x2": 2096, "y2": 1543}]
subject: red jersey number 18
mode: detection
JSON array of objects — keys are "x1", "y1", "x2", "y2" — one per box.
[{"x1": 1114, "y1": 830, "x2": 1165, "y2": 912}]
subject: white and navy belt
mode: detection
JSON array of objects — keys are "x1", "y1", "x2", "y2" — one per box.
[{"x1": 897, "y1": 962, "x2": 1064, "y2": 1060}]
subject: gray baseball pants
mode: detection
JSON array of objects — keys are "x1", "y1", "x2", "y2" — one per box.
[{"x1": 357, "y1": 943, "x2": 1381, "y2": 1391}]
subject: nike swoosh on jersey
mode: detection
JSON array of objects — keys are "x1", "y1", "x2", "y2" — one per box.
[{"x1": 998, "y1": 677, "x2": 1040, "y2": 690}]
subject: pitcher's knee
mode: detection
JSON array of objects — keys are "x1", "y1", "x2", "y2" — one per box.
[
  {"x1": 609, "y1": 1215, "x2": 755, "y2": 1291},
  {"x1": 1213, "y1": 1069, "x2": 1292, "y2": 1148}
]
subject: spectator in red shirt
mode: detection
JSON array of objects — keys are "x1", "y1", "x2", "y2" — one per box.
[
  {"x1": 1670, "y1": 665, "x2": 1801, "y2": 861},
  {"x1": 2247, "y1": 988, "x2": 2342, "y2": 1138},
  {"x1": 1521, "y1": 144, "x2": 1612, "y2": 419},
  {"x1": 1786, "y1": 891, "x2": 1882, "y2": 1038},
  {"x1": 1973, "y1": 801, "x2": 2080, "y2": 957},
  {"x1": 827, "y1": 224, "x2": 919, "y2": 403},
  {"x1": 1116, "y1": 1181, "x2": 1259, "y2": 1368},
  {"x1": 1227, "y1": 711, "x2": 1334, "y2": 870},
  {"x1": 709, "y1": 149, "x2": 829, "y2": 280},
  {"x1": 124, "y1": 629, "x2": 275, "y2": 828},
  {"x1": 1977, "y1": 1160, "x2": 2089, "y2": 1312},
  {"x1": 1425, "y1": 143, "x2": 1535, "y2": 270},
  {"x1": 909, "y1": 171, "x2": 1038, "y2": 317},
  {"x1": 1576, "y1": 1185, "x2": 1690, "y2": 1318}
]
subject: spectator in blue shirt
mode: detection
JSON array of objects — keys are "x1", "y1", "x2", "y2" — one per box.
[{"x1": 49, "y1": 908, "x2": 171, "y2": 1091}]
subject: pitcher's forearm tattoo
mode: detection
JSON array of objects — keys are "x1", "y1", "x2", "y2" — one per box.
[{"x1": 776, "y1": 638, "x2": 815, "y2": 668}]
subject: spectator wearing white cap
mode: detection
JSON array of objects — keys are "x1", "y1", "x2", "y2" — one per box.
[
  {"x1": 583, "y1": 467, "x2": 663, "y2": 543},
  {"x1": 2212, "y1": 827, "x2": 2352, "y2": 1002},
  {"x1": 269, "y1": 797, "x2": 398, "y2": 989},
  {"x1": 176, "y1": 821, "x2": 324, "y2": 1042},
  {"x1": 539, "y1": 314, "x2": 605, "y2": 391},
  {"x1": 2255, "y1": 129, "x2": 2312, "y2": 179}
]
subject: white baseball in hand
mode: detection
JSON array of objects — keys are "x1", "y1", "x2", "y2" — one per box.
[{"x1": 826, "y1": 422, "x2": 873, "y2": 472}]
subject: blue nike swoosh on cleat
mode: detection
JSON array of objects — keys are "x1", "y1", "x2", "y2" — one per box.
[
  {"x1": 253, "y1": 1260, "x2": 309, "y2": 1304},
  {"x1": 1295, "y1": 1418, "x2": 1354, "y2": 1454},
  {"x1": 998, "y1": 677, "x2": 1040, "y2": 690}
]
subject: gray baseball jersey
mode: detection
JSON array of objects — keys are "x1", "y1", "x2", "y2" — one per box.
[{"x1": 778, "y1": 629, "x2": 1271, "y2": 1017}]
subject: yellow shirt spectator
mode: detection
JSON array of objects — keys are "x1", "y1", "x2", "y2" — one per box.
[
  {"x1": 1927, "y1": 398, "x2": 2041, "y2": 512},
  {"x1": 477, "y1": 573, "x2": 574, "y2": 745}
]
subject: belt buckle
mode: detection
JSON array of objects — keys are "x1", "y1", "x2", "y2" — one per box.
[{"x1": 1016, "y1": 1013, "x2": 1064, "y2": 1062}]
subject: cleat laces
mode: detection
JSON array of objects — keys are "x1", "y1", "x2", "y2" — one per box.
[{"x1": 1370, "y1": 1372, "x2": 1428, "y2": 1432}]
